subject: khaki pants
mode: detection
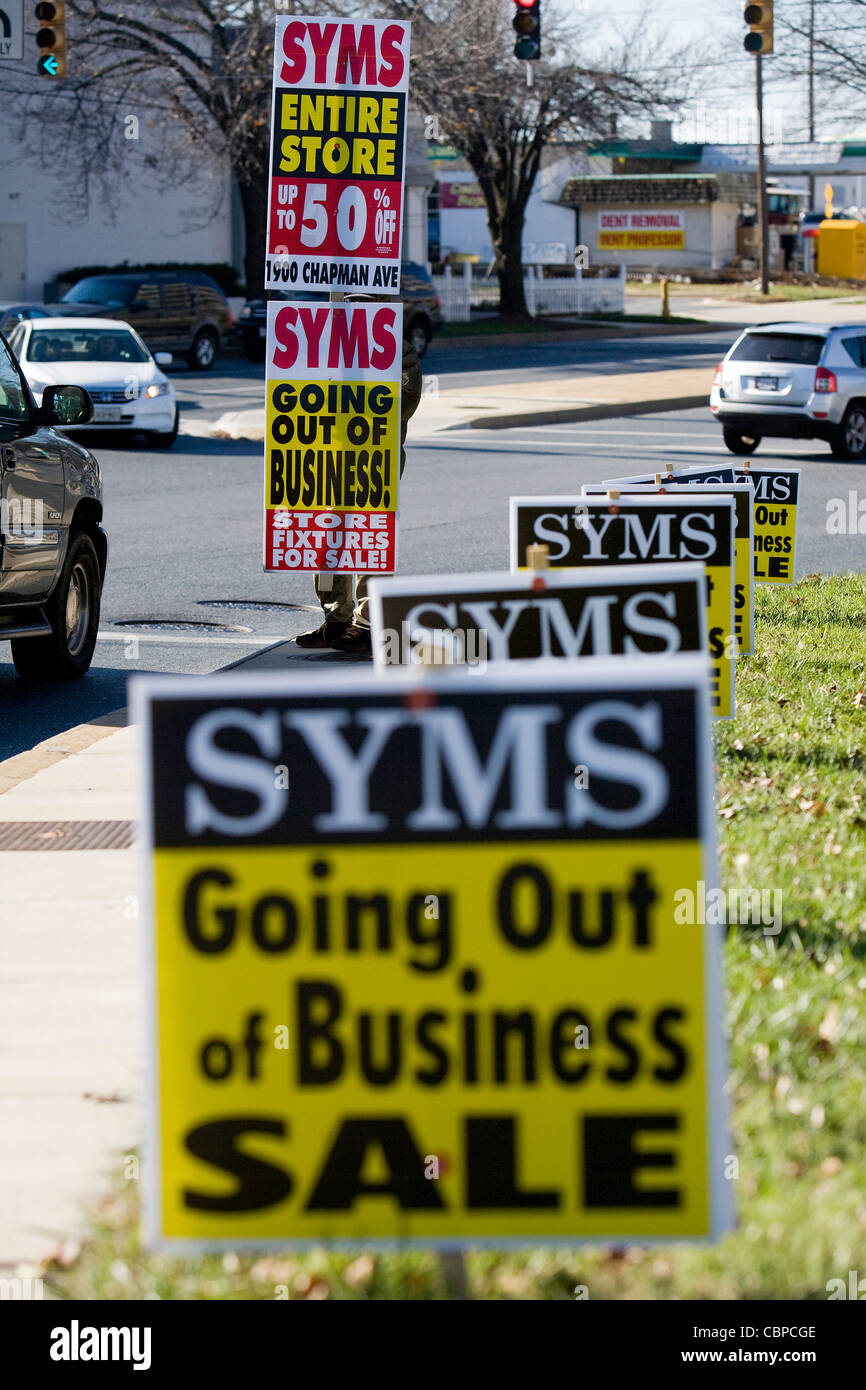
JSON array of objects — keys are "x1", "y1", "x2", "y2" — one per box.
[{"x1": 314, "y1": 572, "x2": 370, "y2": 629}]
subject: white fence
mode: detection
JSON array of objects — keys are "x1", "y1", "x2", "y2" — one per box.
[{"x1": 432, "y1": 263, "x2": 626, "y2": 321}]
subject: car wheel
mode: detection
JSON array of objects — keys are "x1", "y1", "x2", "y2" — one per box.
[
  {"x1": 722, "y1": 426, "x2": 761, "y2": 455},
  {"x1": 187, "y1": 328, "x2": 218, "y2": 370},
  {"x1": 145, "y1": 406, "x2": 179, "y2": 449},
  {"x1": 407, "y1": 318, "x2": 431, "y2": 358},
  {"x1": 11, "y1": 531, "x2": 101, "y2": 680},
  {"x1": 831, "y1": 403, "x2": 866, "y2": 460}
]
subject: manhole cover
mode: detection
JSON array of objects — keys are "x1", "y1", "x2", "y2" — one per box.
[
  {"x1": 112, "y1": 619, "x2": 253, "y2": 634},
  {"x1": 198, "y1": 600, "x2": 320, "y2": 614}
]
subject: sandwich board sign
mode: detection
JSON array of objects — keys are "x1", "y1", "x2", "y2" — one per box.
[
  {"x1": 266, "y1": 16, "x2": 410, "y2": 293},
  {"x1": 734, "y1": 465, "x2": 801, "y2": 585},
  {"x1": 134, "y1": 659, "x2": 730, "y2": 1247},
  {"x1": 263, "y1": 299, "x2": 402, "y2": 575},
  {"x1": 368, "y1": 563, "x2": 708, "y2": 669},
  {"x1": 594, "y1": 480, "x2": 754, "y2": 656},
  {"x1": 634, "y1": 462, "x2": 800, "y2": 587},
  {"x1": 510, "y1": 494, "x2": 736, "y2": 719}
]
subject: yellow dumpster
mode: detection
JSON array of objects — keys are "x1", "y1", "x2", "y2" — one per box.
[{"x1": 816, "y1": 219, "x2": 866, "y2": 278}]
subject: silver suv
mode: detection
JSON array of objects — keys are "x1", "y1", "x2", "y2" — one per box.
[
  {"x1": 710, "y1": 323, "x2": 866, "y2": 460},
  {"x1": 0, "y1": 332, "x2": 106, "y2": 679}
]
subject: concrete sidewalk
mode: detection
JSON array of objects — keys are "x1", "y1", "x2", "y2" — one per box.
[
  {"x1": 0, "y1": 645, "x2": 369, "y2": 1271},
  {"x1": 190, "y1": 363, "x2": 717, "y2": 442},
  {"x1": 0, "y1": 717, "x2": 140, "y2": 1270}
]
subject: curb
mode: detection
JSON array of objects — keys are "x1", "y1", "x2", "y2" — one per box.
[
  {"x1": 466, "y1": 392, "x2": 710, "y2": 430},
  {"x1": 0, "y1": 709, "x2": 127, "y2": 798}
]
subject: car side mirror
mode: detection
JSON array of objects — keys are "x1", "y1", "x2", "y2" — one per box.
[
  {"x1": 154, "y1": 352, "x2": 173, "y2": 366},
  {"x1": 41, "y1": 385, "x2": 94, "y2": 426}
]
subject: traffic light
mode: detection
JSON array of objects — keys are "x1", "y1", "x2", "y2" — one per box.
[
  {"x1": 35, "y1": 0, "x2": 67, "y2": 78},
  {"x1": 744, "y1": 1, "x2": 773, "y2": 56},
  {"x1": 513, "y1": 0, "x2": 541, "y2": 61}
]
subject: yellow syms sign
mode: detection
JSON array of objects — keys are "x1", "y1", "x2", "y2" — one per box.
[
  {"x1": 134, "y1": 662, "x2": 730, "y2": 1248},
  {"x1": 511, "y1": 494, "x2": 737, "y2": 719},
  {"x1": 734, "y1": 467, "x2": 801, "y2": 585},
  {"x1": 599, "y1": 470, "x2": 754, "y2": 657}
]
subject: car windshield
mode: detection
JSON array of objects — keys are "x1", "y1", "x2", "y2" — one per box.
[
  {"x1": 61, "y1": 277, "x2": 136, "y2": 308},
  {"x1": 27, "y1": 329, "x2": 149, "y2": 364},
  {"x1": 729, "y1": 333, "x2": 824, "y2": 365}
]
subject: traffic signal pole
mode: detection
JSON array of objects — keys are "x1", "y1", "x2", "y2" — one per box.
[{"x1": 756, "y1": 53, "x2": 770, "y2": 295}]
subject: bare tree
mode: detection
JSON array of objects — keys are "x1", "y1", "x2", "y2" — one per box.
[
  {"x1": 388, "y1": 0, "x2": 692, "y2": 315},
  {"x1": 774, "y1": 0, "x2": 866, "y2": 119},
  {"x1": 0, "y1": 1, "x2": 314, "y2": 291}
]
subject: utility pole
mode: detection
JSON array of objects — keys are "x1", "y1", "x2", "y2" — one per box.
[
  {"x1": 808, "y1": 0, "x2": 816, "y2": 209},
  {"x1": 756, "y1": 53, "x2": 771, "y2": 295}
]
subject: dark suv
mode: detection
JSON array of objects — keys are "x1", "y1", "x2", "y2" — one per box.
[
  {"x1": 237, "y1": 260, "x2": 443, "y2": 361},
  {"x1": 52, "y1": 272, "x2": 232, "y2": 370},
  {"x1": 0, "y1": 332, "x2": 106, "y2": 679}
]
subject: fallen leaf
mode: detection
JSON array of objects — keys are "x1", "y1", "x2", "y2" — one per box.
[
  {"x1": 344, "y1": 1255, "x2": 376, "y2": 1287},
  {"x1": 855, "y1": 689, "x2": 865, "y2": 709},
  {"x1": 819, "y1": 1003, "x2": 841, "y2": 1043}
]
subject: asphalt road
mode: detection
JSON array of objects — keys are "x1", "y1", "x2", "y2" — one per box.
[
  {"x1": 169, "y1": 330, "x2": 736, "y2": 418},
  {"x1": 1, "y1": 348, "x2": 863, "y2": 760}
]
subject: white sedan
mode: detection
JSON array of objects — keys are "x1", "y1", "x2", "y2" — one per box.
[{"x1": 7, "y1": 316, "x2": 178, "y2": 447}]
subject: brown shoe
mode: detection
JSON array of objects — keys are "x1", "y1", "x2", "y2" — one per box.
[
  {"x1": 330, "y1": 624, "x2": 373, "y2": 656},
  {"x1": 295, "y1": 619, "x2": 350, "y2": 649}
]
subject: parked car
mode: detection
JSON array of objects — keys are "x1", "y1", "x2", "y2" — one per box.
[
  {"x1": 710, "y1": 322, "x2": 866, "y2": 460},
  {"x1": 237, "y1": 261, "x2": 443, "y2": 361},
  {"x1": 49, "y1": 272, "x2": 231, "y2": 370},
  {"x1": 7, "y1": 318, "x2": 178, "y2": 448},
  {"x1": 0, "y1": 303, "x2": 52, "y2": 336},
  {"x1": 0, "y1": 331, "x2": 106, "y2": 679}
]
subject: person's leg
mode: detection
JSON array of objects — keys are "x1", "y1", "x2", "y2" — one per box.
[
  {"x1": 352, "y1": 575, "x2": 369, "y2": 629},
  {"x1": 295, "y1": 573, "x2": 353, "y2": 647},
  {"x1": 330, "y1": 574, "x2": 373, "y2": 655},
  {"x1": 316, "y1": 573, "x2": 355, "y2": 623}
]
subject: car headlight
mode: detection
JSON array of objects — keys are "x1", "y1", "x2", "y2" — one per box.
[
  {"x1": 145, "y1": 382, "x2": 171, "y2": 398},
  {"x1": 240, "y1": 305, "x2": 252, "y2": 319}
]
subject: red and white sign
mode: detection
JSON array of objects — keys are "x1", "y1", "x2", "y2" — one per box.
[
  {"x1": 266, "y1": 17, "x2": 411, "y2": 294},
  {"x1": 263, "y1": 300, "x2": 403, "y2": 575}
]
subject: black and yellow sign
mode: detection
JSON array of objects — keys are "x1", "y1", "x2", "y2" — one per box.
[
  {"x1": 134, "y1": 661, "x2": 730, "y2": 1247},
  {"x1": 368, "y1": 563, "x2": 707, "y2": 668},
  {"x1": 598, "y1": 475, "x2": 754, "y2": 656},
  {"x1": 734, "y1": 466, "x2": 801, "y2": 585},
  {"x1": 510, "y1": 494, "x2": 736, "y2": 719},
  {"x1": 264, "y1": 301, "x2": 402, "y2": 574}
]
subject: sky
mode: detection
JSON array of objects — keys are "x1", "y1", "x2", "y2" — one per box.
[{"x1": 575, "y1": 0, "x2": 865, "y2": 146}]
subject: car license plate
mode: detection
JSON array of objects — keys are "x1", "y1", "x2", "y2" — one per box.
[
  {"x1": 258, "y1": 326, "x2": 266, "y2": 338},
  {"x1": 754, "y1": 376, "x2": 777, "y2": 391},
  {"x1": 94, "y1": 406, "x2": 122, "y2": 422}
]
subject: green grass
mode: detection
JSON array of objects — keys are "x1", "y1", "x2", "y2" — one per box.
[{"x1": 43, "y1": 576, "x2": 866, "y2": 1300}]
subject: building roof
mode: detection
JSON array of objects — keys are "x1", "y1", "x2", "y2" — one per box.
[
  {"x1": 560, "y1": 174, "x2": 729, "y2": 207},
  {"x1": 587, "y1": 138, "x2": 704, "y2": 162}
]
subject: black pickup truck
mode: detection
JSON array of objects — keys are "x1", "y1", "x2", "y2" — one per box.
[{"x1": 0, "y1": 331, "x2": 106, "y2": 679}]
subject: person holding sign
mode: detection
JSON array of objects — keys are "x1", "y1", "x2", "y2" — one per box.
[{"x1": 295, "y1": 326, "x2": 422, "y2": 656}]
